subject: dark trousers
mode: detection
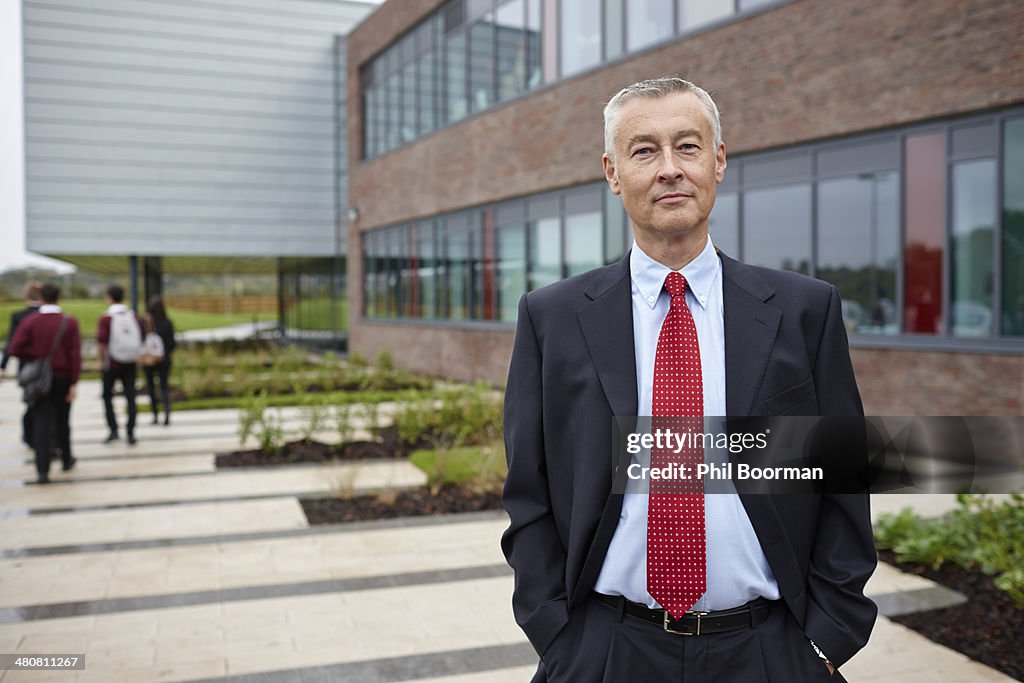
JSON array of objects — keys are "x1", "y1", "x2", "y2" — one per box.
[
  {"x1": 31, "y1": 375, "x2": 73, "y2": 476},
  {"x1": 102, "y1": 364, "x2": 137, "y2": 437},
  {"x1": 22, "y1": 403, "x2": 33, "y2": 446},
  {"x1": 533, "y1": 595, "x2": 843, "y2": 683},
  {"x1": 143, "y1": 360, "x2": 171, "y2": 420}
]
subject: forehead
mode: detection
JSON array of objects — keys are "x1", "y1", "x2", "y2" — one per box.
[{"x1": 614, "y1": 92, "x2": 712, "y2": 145}]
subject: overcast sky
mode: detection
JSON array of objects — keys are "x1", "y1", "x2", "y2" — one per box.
[{"x1": 1, "y1": 1, "x2": 71, "y2": 274}]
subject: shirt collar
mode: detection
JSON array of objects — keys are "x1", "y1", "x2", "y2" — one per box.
[
  {"x1": 629, "y1": 236, "x2": 721, "y2": 310},
  {"x1": 107, "y1": 303, "x2": 129, "y2": 315},
  {"x1": 39, "y1": 304, "x2": 62, "y2": 314}
]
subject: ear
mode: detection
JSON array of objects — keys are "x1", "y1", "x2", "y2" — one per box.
[
  {"x1": 714, "y1": 141, "x2": 727, "y2": 184},
  {"x1": 603, "y1": 153, "x2": 621, "y2": 196}
]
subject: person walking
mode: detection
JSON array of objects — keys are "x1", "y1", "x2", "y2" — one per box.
[
  {"x1": 98, "y1": 284, "x2": 143, "y2": 445},
  {"x1": 8, "y1": 283, "x2": 81, "y2": 484},
  {"x1": 142, "y1": 296, "x2": 176, "y2": 426},
  {"x1": 0, "y1": 281, "x2": 43, "y2": 447}
]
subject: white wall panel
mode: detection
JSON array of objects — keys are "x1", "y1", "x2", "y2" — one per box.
[{"x1": 23, "y1": 0, "x2": 376, "y2": 258}]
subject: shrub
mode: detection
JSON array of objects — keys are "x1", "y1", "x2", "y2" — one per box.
[
  {"x1": 299, "y1": 396, "x2": 329, "y2": 443},
  {"x1": 395, "y1": 383, "x2": 502, "y2": 449},
  {"x1": 875, "y1": 493, "x2": 1024, "y2": 608}
]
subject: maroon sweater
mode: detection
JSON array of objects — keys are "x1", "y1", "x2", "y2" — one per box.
[{"x1": 9, "y1": 312, "x2": 82, "y2": 383}]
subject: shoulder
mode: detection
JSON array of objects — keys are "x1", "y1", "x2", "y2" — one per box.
[
  {"x1": 723, "y1": 256, "x2": 836, "y2": 310},
  {"x1": 524, "y1": 260, "x2": 627, "y2": 315}
]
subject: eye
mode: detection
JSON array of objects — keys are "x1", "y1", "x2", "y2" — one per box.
[
  {"x1": 677, "y1": 143, "x2": 699, "y2": 152},
  {"x1": 632, "y1": 147, "x2": 655, "y2": 157}
]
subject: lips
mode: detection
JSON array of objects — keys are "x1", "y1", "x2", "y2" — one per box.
[{"x1": 655, "y1": 193, "x2": 692, "y2": 203}]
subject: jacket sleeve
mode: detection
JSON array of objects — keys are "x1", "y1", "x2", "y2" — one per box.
[
  {"x1": 805, "y1": 285, "x2": 878, "y2": 667},
  {"x1": 0, "y1": 311, "x2": 19, "y2": 369},
  {"x1": 8, "y1": 316, "x2": 32, "y2": 361},
  {"x1": 500, "y1": 293, "x2": 570, "y2": 657}
]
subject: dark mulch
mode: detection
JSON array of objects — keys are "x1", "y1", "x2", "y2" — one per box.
[
  {"x1": 300, "y1": 484, "x2": 503, "y2": 525},
  {"x1": 216, "y1": 426, "x2": 413, "y2": 468},
  {"x1": 879, "y1": 550, "x2": 1024, "y2": 681}
]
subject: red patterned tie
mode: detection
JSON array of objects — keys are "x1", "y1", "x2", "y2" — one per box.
[{"x1": 647, "y1": 271, "x2": 706, "y2": 620}]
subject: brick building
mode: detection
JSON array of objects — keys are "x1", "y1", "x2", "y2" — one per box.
[{"x1": 345, "y1": 0, "x2": 1023, "y2": 415}]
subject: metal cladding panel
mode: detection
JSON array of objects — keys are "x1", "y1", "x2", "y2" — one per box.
[{"x1": 23, "y1": 0, "x2": 378, "y2": 257}]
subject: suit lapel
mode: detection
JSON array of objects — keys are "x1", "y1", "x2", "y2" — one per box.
[
  {"x1": 722, "y1": 253, "x2": 781, "y2": 417},
  {"x1": 577, "y1": 256, "x2": 638, "y2": 420}
]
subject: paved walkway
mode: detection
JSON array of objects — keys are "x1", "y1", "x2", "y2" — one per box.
[{"x1": 0, "y1": 380, "x2": 1016, "y2": 682}]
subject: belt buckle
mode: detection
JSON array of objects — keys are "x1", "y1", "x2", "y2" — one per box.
[{"x1": 663, "y1": 610, "x2": 708, "y2": 635}]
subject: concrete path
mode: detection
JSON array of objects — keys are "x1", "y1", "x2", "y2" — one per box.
[{"x1": 0, "y1": 380, "x2": 1015, "y2": 682}]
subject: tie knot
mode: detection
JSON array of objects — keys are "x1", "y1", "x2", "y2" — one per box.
[{"x1": 663, "y1": 272, "x2": 688, "y2": 298}]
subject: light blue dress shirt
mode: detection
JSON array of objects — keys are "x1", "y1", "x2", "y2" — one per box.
[{"x1": 594, "y1": 237, "x2": 781, "y2": 611}]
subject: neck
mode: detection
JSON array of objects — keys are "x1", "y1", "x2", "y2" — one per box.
[{"x1": 634, "y1": 228, "x2": 708, "y2": 271}]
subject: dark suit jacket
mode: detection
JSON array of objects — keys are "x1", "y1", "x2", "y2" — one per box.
[
  {"x1": 1, "y1": 305, "x2": 41, "y2": 371},
  {"x1": 501, "y1": 251, "x2": 877, "y2": 670}
]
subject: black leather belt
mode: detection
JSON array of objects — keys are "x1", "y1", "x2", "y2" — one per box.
[{"x1": 594, "y1": 593, "x2": 778, "y2": 635}]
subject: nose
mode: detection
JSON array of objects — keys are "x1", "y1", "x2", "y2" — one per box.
[{"x1": 656, "y1": 147, "x2": 684, "y2": 182}]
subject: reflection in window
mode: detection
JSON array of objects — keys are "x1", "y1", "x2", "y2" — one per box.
[
  {"x1": 565, "y1": 210, "x2": 602, "y2": 276},
  {"x1": 678, "y1": 0, "x2": 733, "y2": 33},
  {"x1": 1003, "y1": 118, "x2": 1024, "y2": 336},
  {"x1": 903, "y1": 132, "x2": 946, "y2": 334},
  {"x1": 817, "y1": 173, "x2": 900, "y2": 335},
  {"x1": 446, "y1": 226, "x2": 471, "y2": 320},
  {"x1": 529, "y1": 217, "x2": 562, "y2": 289},
  {"x1": 416, "y1": 222, "x2": 439, "y2": 319},
  {"x1": 400, "y1": 61, "x2": 418, "y2": 144},
  {"x1": 496, "y1": 0, "x2": 527, "y2": 102},
  {"x1": 469, "y1": 15, "x2": 495, "y2": 112},
  {"x1": 560, "y1": 0, "x2": 601, "y2": 77},
  {"x1": 605, "y1": 188, "x2": 628, "y2": 264},
  {"x1": 445, "y1": 31, "x2": 468, "y2": 123},
  {"x1": 497, "y1": 223, "x2": 526, "y2": 321},
  {"x1": 627, "y1": 0, "x2": 674, "y2": 51},
  {"x1": 525, "y1": 0, "x2": 542, "y2": 90},
  {"x1": 709, "y1": 191, "x2": 738, "y2": 259},
  {"x1": 418, "y1": 47, "x2": 438, "y2": 136},
  {"x1": 742, "y1": 184, "x2": 812, "y2": 274},
  {"x1": 951, "y1": 159, "x2": 997, "y2": 338}
]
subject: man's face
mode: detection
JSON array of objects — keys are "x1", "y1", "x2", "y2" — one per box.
[{"x1": 603, "y1": 92, "x2": 726, "y2": 243}]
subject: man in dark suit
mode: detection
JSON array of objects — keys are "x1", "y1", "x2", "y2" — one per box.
[
  {"x1": 0, "y1": 281, "x2": 43, "y2": 447},
  {"x1": 502, "y1": 78, "x2": 876, "y2": 682}
]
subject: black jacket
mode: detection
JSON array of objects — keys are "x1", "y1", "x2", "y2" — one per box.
[
  {"x1": 1, "y1": 305, "x2": 41, "y2": 371},
  {"x1": 501, "y1": 252, "x2": 877, "y2": 670}
]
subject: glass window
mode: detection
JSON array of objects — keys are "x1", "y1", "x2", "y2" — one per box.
[
  {"x1": 678, "y1": 0, "x2": 733, "y2": 33},
  {"x1": 709, "y1": 191, "x2": 738, "y2": 259},
  {"x1": 445, "y1": 30, "x2": 468, "y2": 124},
  {"x1": 560, "y1": 0, "x2": 601, "y2": 77},
  {"x1": 400, "y1": 61, "x2": 418, "y2": 144},
  {"x1": 417, "y1": 49, "x2": 438, "y2": 136},
  {"x1": 496, "y1": 0, "x2": 527, "y2": 102},
  {"x1": 951, "y1": 159, "x2": 997, "y2": 338},
  {"x1": 497, "y1": 221, "x2": 526, "y2": 321},
  {"x1": 469, "y1": 15, "x2": 496, "y2": 112},
  {"x1": 446, "y1": 224, "x2": 471, "y2": 320},
  {"x1": 738, "y1": 0, "x2": 774, "y2": 10},
  {"x1": 604, "y1": 0, "x2": 623, "y2": 61},
  {"x1": 525, "y1": 0, "x2": 543, "y2": 90},
  {"x1": 817, "y1": 173, "x2": 900, "y2": 335},
  {"x1": 529, "y1": 216, "x2": 562, "y2": 289},
  {"x1": 363, "y1": 232, "x2": 377, "y2": 318},
  {"x1": 604, "y1": 188, "x2": 628, "y2": 264},
  {"x1": 742, "y1": 184, "x2": 812, "y2": 274},
  {"x1": 416, "y1": 222, "x2": 439, "y2": 319},
  {"x1": 903, "y1": 132, "x2": 946, "y2": 334},
  {"x1": 384, "y1": 71, "x2": 401, "y2": 152},
  {"x1": 565, "y1": 211, "x2": 602, "y2": 277},
  {"x1": 1003, "y1": 118, "x2": 1024, "y2": 337},
  {"x1": 627, "y1": 0, "x2": 674, "y2": 52}
]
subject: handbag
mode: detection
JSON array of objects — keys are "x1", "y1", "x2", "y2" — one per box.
[
  {"x1": 17, "y1": 316, "x2": 68, "y2": 405},
  {"x1": 138, "y1": 316, "x2": 166, "y2": 367}
]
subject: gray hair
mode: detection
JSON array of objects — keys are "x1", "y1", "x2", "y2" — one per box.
[{"x1": 603, "y1": 77, "x2": 722, "y2": 159}]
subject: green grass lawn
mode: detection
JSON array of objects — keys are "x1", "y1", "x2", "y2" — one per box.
[{"x1": 0, "y1": 300, "x2": 276, "y2": 341}]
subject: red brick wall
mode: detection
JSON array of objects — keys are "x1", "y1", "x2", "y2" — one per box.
[
  {"x1": 345, "y1": 0, "x2": 1024, "y2": 414},
  {"x1": 347, "y1": 0, "x2": 1024, "y2": 230},
  {"x1": 852, "y1": 349, "x2": 1024, "y2": 417}
]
